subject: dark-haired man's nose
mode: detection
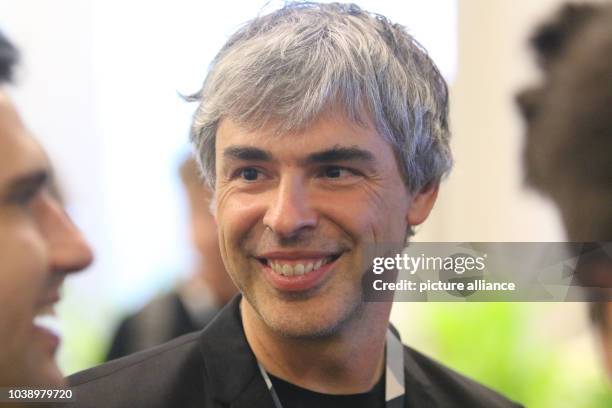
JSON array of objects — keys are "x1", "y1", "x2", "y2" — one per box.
[{"x1": 39, "y1": 194, "x2": 94, "y2": 274}]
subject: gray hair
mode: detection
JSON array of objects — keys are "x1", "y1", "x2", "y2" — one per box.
[{"x1": 189, "y1": 1, "x2": 452, "y2": 194}]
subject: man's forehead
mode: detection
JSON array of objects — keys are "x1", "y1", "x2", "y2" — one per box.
[{"x1": 215, "y1": 114, "x2": 388, "y2": 158}]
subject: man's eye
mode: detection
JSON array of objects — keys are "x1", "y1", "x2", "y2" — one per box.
[
  {"x1": 239, "y1": 167, "x2": 261, "y2": 181},
  {"x1": 322, "y1": 166, "x2": 356, "y2": 179}
]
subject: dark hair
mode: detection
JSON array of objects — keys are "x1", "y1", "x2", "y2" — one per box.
[
  {"x1": 529, "y1": 4, "x2": 598, "y2": 71},
  {"x1": 518, "y1": 3, "x2": 612, "y2": 328},
  {"x1": 0, "y1": 30, "x2": 18, "y2": 83},
  {"x1": 517, "y1": 3, "x2": 612, "y2": 241},
  {"x1": 516, "y1": 4, "x2": 597, "y2": 124}
]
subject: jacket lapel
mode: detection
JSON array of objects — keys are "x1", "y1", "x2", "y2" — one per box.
[
  {"x1": 197, "y1": 295, "x2": 275, "y2": 408},
  {"x1": 229, "y1": 374, "x2": 276, "y2": 408}
]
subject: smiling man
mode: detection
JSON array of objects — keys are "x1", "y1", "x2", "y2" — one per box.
[
  {"x1": 65, "y1": 3, "x2": 520, "y2": 407},
  {"x1": 0, "y1": 30, "x2": 93, "y2": 390},
  {"x1": 215, "y1": 116, "x2": 420, "y2": 344}
]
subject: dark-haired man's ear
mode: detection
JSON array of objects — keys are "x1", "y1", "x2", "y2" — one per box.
[{"x1": 406, "y1": 182, "x2": 439, "y2": 226}]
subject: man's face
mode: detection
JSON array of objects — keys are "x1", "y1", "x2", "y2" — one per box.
[
  {"x1": 0, "y1": 91, "x2": 93, "y2": 386},
  {"x1": 214, "y1": 112, "x2": 437, "y2": 338}
]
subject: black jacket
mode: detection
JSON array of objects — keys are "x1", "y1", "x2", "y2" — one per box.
[
  {"x1": 59, "y1": 296, "x2": 522, "y2": 408},
  {"x1": 105, "y1": 290, "x2": 219, "y2": 361}
]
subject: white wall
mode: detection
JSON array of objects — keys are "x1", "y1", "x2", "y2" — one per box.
[{"x1": 415, "y1": 0, "x2": 568, "y2": 242}]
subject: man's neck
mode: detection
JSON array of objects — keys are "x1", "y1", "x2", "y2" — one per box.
[{"x1": 241, "y1": 298, "x2": 392, "y2": 395}]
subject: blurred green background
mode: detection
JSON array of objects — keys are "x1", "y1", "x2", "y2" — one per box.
[{"x1": 394, "y1": 303, "x2": 612, "y2": 407}]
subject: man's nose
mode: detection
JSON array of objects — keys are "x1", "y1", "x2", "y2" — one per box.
[
  {"x1": 40, "y1": 195, "x2": 94, "y2": 274},
  {"x1": 263, "y1": 175, "x2": 317, "y2": 238}
]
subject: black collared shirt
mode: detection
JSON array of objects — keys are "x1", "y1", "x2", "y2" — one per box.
[{"x1": 58, "y1": 295, "x2": 523, "y2": 408}]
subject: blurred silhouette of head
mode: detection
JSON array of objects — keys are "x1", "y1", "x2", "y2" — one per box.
[
  {"x1": 517, "y1": 3, "x2": 612, "y2": 377},
  {"x1": 180, "y1": 155, "x2": 237, "y2": 306},
  {"x1": 518, "y1": 3, "x2": 612, "y2": 241}
]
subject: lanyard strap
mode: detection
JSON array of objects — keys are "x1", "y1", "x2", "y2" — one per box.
[{"x1": 257, "y1": 328, "x2": 405, "y2": 408}]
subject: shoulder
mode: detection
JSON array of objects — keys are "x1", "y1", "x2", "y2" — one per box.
[
  {"x1": 64, "y1": 331, "x2": 208, "y2": 408},
  {"x1": 403, "y1": 345, "x2": 524, "y2": 408},
  {"x1": 106, "y1": 291, "x2": 185, "y2": 360},
  {"x1": 122, "y1": 291, "x2": 182, "y2": 327}
]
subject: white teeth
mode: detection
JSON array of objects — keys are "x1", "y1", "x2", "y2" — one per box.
[
  {"x1": 282, "y1": 264, "x2": 294, "y2": 277},
  {"x1": 33, "y1": 314, "x2": 61, "y2": 336},
  {"x1": 268, "y1": 256, "x2": 334, "y2": 277}
]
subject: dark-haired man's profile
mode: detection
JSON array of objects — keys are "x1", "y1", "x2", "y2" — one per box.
[
  {"x1": 0, "y1": 30, "x2": 93, "y2": 389},
  {"x1": 64, "y1": 3, "x2": 521, "y2": 407},
  {"x1": 517, "y1": 2, "x2": 612, "y2": 378}
]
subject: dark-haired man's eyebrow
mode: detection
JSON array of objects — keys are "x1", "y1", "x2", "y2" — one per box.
[{"x1": 2, "y1": 169, "x2": 49, "y2": 201}]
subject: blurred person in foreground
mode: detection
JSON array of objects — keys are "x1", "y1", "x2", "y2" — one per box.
[
  {"x1": 517, "y1": 3, "x2": 612, "y2": 378},
  {"x1": 105, "y1": 156, "x2": 236, "y2": 361},
  {"x1": 64, "y1": 3, "x2": 521, "y2": 407},
  {"x1": 0, "y1": 30, "x2": 93, "y2": 389}
]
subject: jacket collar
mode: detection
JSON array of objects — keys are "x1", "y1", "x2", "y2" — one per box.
[
  {"x1": 197, "y1": 295, "x2": 437, "y2": 407},
  {"x1": 198, "y1": 295, "x2": 275, "y2": 407}
]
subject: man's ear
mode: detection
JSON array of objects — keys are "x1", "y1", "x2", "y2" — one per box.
[{"x1": 406, "y1": 182, "x2": 439, "y2": 226}]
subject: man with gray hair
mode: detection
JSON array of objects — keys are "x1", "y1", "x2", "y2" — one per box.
[{"x1": 64, "y1": 3, "x2": 521, "y2": 407}]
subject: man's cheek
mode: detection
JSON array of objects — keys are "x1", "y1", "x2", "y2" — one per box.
[
  {"x1": 215, "y1": 228, "x2": 233, "y2": 272},
  {"x1": 217, "y1": 224, "x2": 244, "y2": 269}
]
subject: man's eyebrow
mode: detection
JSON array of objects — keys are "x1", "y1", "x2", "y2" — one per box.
[
  {"x1": 223, "y1": 146, "x2": 272, "y2": 162},
  {"x1": 303, "y1": 146, "x2": 375, "y2": 164},
  {"x1": 221, "y1": 145, "x2": 376, "y2": 165}
]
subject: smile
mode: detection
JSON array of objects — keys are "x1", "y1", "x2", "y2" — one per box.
[
  {"x1": 256, "y1": 252, "x2": 343, "y2": 292},
  {"x1": 263, "y1": 256, "x2": 336, "y2": 277},
  {"x1": 32, "y1": 298, "x2": 62, "y2": 354}
]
